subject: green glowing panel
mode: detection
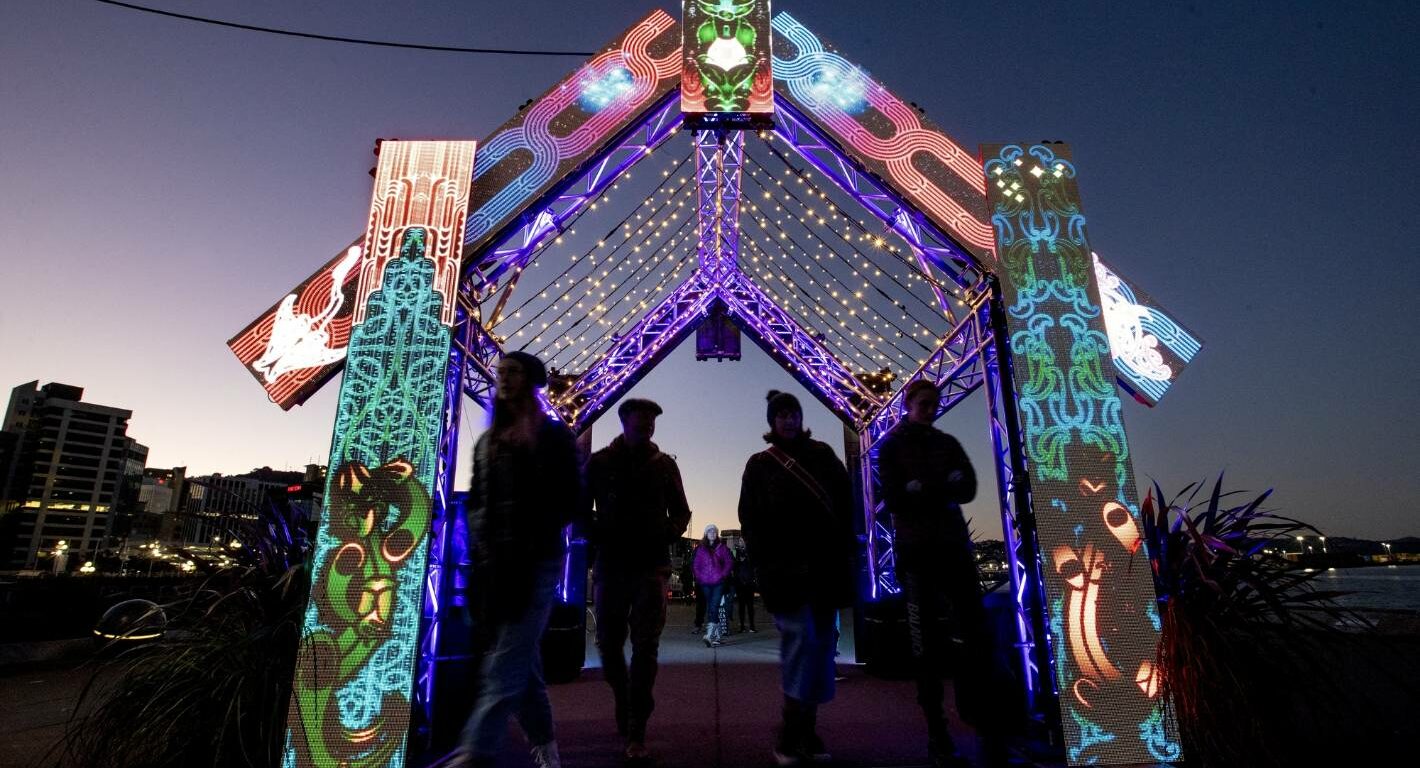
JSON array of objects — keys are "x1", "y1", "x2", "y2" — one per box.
[
  {"x1": 982, "y1": 143, "x2": 1180, "y2": 765},
  {"x1": 682, "y1": 0, "x2": 773, "y2": 126},
  {"x1": 284, "y1": 141, "x2": 476, "y2": 768}
]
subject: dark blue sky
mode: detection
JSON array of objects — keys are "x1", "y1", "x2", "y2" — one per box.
[{"x1": 2, "y1": 1, "x2": 1416, "y2": 539}]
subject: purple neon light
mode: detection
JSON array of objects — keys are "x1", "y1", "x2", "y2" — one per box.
[
  {"x1": 467, "y1": 96, "x2": 684, "y2": 293},
  {"x1": 770, "y1": 96, "x2": 984, "y2": 293}
]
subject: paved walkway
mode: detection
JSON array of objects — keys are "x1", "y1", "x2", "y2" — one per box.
[
  {"x1": 482, "y1": 602, "x2": 1053, "y2": 768},
  {"x1": 0, "y1": 603, "x2": 1070, "y2": 768}
]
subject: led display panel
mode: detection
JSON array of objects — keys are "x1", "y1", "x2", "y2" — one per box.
[
  {"x1": 1093, "y1": 252, "x2": 1203, "y2": 407},
  {"x1": 982, "y1": 143, "x2": 1181, "y2": 765},
  {"x1": 770, "y1": 12, "x2": 995, "y2": 261},
  {"x1": 283, "y1": 141, "x2": 476, "y2": 768},
  {"x1": 464, "y1": 9, "x2": 681, "y2": 253},
  {"x1": 681, "y1": 0, "x2": 773, "y2": 126},
  {"x1": 227, "y1": 241, "x2": 363, "y2": 410},
  {"x1": 229, "y1": 10, "x2": 681, "y2": 410}
]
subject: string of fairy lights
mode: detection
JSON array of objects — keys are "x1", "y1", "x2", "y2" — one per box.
[
  {"x1": 492, "y1": 147, "x2": 699, "y2": 372},
  {"x1": 480, "y1": 130, "x2": 962, "y2": 387}
]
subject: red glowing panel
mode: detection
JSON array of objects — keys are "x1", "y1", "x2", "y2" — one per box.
[
  {"x1": 227, "y1": 242, "x2": 363, "y2": 410},
  {"x1": 229, "y1": 11, "x2": 681, "y2": 410},
  {"x1": 355, "y1": 141, "x2": 477, "y2": 329},
  {"x1": 770, "y1": 12, "x2": 994, "y2": 259}
]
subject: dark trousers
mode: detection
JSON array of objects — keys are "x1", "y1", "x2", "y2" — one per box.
[
  {"x1": 736, "y1": 583, "x2": 757, "y2": 628},
  {"x1": 898, "y1": 532, "x2": 1005, "y2": 740},
  {"x1": 594, "y1": 568, "x2": 669, "y2": 742}
]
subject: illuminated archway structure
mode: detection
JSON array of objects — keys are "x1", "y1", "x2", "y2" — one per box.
[{"x1": 228, "y1": 5, "x2": 1201, "y2": 766}]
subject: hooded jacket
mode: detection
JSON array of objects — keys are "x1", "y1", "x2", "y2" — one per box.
[
  {"x1": 587, "y1": 435, "x2": 692, "y2": 574},
  {"x1": 737, "y1": 435, "x2": 857, "y2": 613}
]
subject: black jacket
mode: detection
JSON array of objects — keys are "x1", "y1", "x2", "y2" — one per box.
[
  {"x1": 876, "y1": 421, "x2": 976, "y2": 569},
  {"x1": 737, "y1": 436, "x2": 857, "y2": 613},
  {"x1": 468, "y1": 416, "x2": 582, "y2": 617},
  {"x1": 587, "y1": 436, "x2": 692, "y2": 574}
]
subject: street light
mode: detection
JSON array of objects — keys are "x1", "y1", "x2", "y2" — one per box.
[
  {"x1": 1320, "y1": 536, "x2": 1328, "y2": 555},
  {"x1": 1296, "y1": 535, "x2": 1305, "y2": 555},
  {"x1": 53, "y1": 540, "x2": 70, "y2": 575},
  {"x1": 1383, "y1": 542, "x2": 1393, "y2": 562}
]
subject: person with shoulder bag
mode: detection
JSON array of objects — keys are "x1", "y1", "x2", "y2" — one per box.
[{"x1": 738, "y1": 391, "x2": 857, "y2": 766}]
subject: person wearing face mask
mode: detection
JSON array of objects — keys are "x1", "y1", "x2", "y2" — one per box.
[
  {"x1": 692, "y1": 523, "x2": 735, "y2": 647},
  {"x1": 587, "y1": 398, "x2": 693, "y2": 764},
  {"x1": 737, "y1": 390, "x2": 857, "y2": 766},
  {"x1": 878, "y1": 379, "x2": 1008, "y2": 768}
]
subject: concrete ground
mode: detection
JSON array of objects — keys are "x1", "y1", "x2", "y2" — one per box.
[
  {"x1": 0, "y1": 660, "x2": 104, "y2": 768},
  {"x1": 0, "y1": 603, "x2": 1082, "y2": 768},
  {"x1": 484, "y1": 602, "x2": 1062, "y2": 768}
]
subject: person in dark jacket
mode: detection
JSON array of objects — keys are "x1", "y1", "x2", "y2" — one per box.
[
  {"x1": 878, "y1": 379, "x2": 1006, "y2": 768},
  {"x1": 732, "y1": 542, "x2": 758, "y2": 632},
  {"x1": 587, "y1": 398, "x2": 692, "y2": 763},
  {"x1": 738, "y1": 390, "x2": 857, "y2": 766},
  {"x1": 456, "y1": 351, "x2": 581, "y2": 768}
]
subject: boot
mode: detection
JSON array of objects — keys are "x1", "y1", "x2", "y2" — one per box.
[
  {"x1": 802, "y1": 703, "x2": 830, "y2": 762},
  {"x1": 926, "y1": 715, "x2": 967, "y2": 768},
  {"x1": 773, "y1": 696, "x2": 807, "y2": 766}
]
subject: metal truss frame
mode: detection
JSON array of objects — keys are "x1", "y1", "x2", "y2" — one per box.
[
  {"x1": 461, "y1": 92, "x2": 684, "y2": 297},
  {"x1": 980, "y1": 276, "x2": 1056, "y2": 721},
  {"x1": 769, "y1": 96, "x2": 989, "y2": 300},
  {"x1": 413, "y1": 92, "x2": 1056, "y2": 734},
  {"x1": 694, "y1": 130, "x2": 743, "y2": 279}
]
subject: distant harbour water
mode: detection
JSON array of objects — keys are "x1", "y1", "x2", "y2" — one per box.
[{"x1": 1315, "y1": 563, "x2": 1420, "y2": 612}]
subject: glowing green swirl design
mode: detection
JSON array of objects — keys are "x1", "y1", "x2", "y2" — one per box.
[
  {"x1": 984, "y1": 145, "x2": 1179, "y2": 765},
  {"x1": 285, "y1": 229, "x2": 450, "y2": 768}
]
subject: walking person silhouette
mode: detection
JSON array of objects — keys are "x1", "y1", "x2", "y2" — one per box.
[
  {"x1": 587, "y1": 398, "x2": 693, "y2": 764},
  {"x1": 878, "y1": 379, "x2": 1010, "y2": 767},
  {"x1": 452, "y1": 351, "x2": 581, "y2": 768},
  {"x1": 737, "y1": 390, "x2": 857, "y2": 766}
]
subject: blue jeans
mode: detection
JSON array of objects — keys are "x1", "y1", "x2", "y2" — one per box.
[
  {"x1": 774, "y1": 605, "x2": 839, "y2": 704},
  {"x1": 461, "y1": 560, "x2": 561, "y2": 757},
  {"x1": 700, "y1": 582, "x2": 725, "y2": 626}
]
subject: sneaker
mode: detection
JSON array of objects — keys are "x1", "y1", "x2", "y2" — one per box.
[
  {"x1": 530, "y1": 741, "x2": 562, "y2": 768},
  {"x1": 624, "y1": 741, "x2": 652, "y2": 764},
  {"x1": 802, "y1": 732, "x2": 831, "y2": 763},
  {"x1": 429, "y1": 747, "x2": 473, "y2": 768},
  {"x1": 749, "y1": 626, "x2": 759, "y2": 633},
  {"x1": 928, "y1": 735, "x2": 970, "y2": 768},
  {"x1": 772, "y1": 743, "x2": 804, "y2": 766}
]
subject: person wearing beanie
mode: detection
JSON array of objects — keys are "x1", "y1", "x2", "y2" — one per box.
[
  {"x1": 692, "y1": 523, "x2": 735, "y2": 646},
  {"x1": 878, "y1": 379, "x2": 1008, "y2": 768},
  {"x1": 738, "y1": 390, "x2": 857, "y2": 765},
  {"x1": 455, "y1": 352, "x2": 581, "y2": 768},
  {"x1": 587, "y1": 397, "x2": 692, "y2": 763}
]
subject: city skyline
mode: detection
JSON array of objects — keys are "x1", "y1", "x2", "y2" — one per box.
[{"x1": 3, "y1": 1, "x2": 1417, "y2": 541}]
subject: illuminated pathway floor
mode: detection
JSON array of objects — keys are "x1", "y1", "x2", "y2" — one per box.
[{"x1": 475, "y1": 602, "x2": 1086, "y2": 768}]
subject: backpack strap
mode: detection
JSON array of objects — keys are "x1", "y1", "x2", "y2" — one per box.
[{"x1": 764, "y1": 445, "x2": 833, "y2": 513}]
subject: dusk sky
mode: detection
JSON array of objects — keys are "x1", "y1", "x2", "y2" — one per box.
[{"x1": 2, "y1": 1, "x2": 1417, "y2": 541}]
